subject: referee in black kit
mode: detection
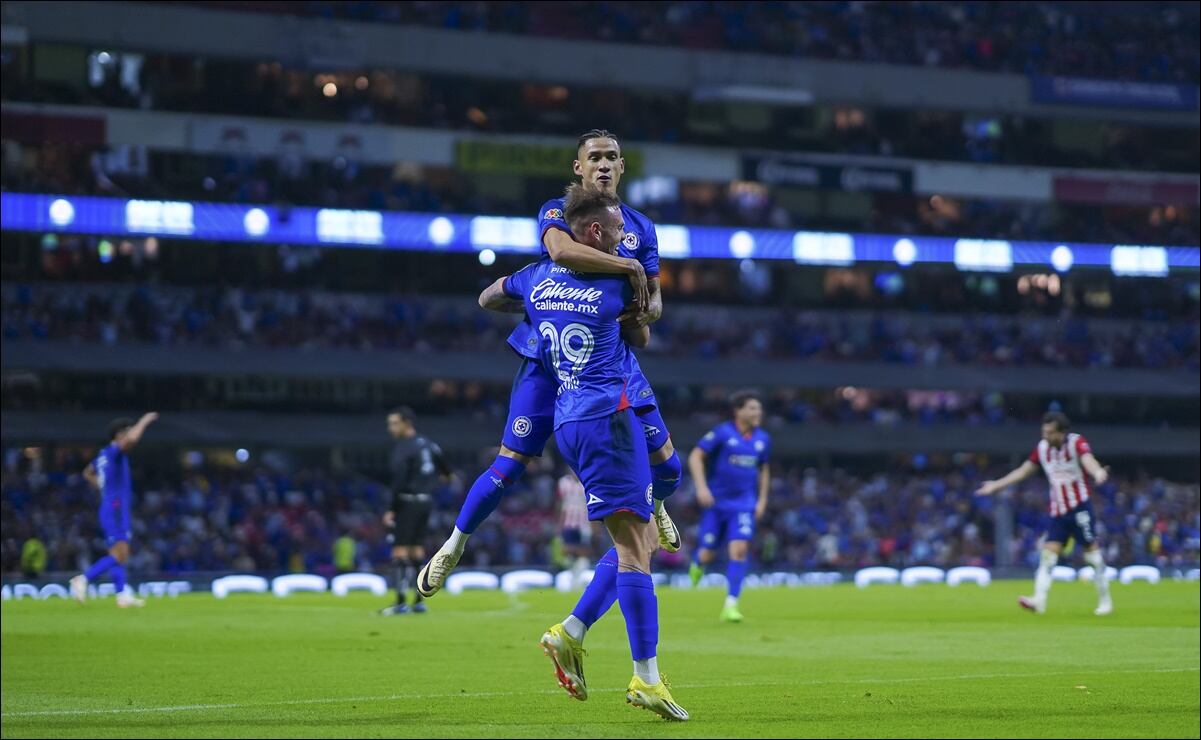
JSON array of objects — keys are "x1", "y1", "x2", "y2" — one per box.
[{"x1": 380, "y1": 407, "x2": 451, "y2": 615}]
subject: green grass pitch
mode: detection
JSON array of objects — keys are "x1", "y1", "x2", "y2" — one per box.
[{"x1": 2, "y1": 581, "x2": 1197, "y2": 738}]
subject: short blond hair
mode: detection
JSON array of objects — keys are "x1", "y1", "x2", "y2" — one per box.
[{"x1": 563, "y1": 183, "x2": 620, "y2": 232}]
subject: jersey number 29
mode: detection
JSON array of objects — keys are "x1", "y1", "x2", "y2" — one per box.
[{"x1": 539, "y1": 321, "x2": 595, "y2": 390}]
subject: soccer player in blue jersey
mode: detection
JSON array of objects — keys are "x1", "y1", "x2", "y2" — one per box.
[
  {"x1": 70, "y1": 412, "x2": 158, "y2": 608},
  {"x1": 688, "y1": 392, "x2": 772, "y2": 623},
  {"x1": 419, "y1": 129, "x2": 682, "y2": 594},
  {"x1": 476, "y1": 186, "x2": 687, "y2": 720}
]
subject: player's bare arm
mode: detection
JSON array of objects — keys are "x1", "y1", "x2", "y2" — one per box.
[
  {"x1": 116, "y1": 412, "x2": 159, "y2": 452},
  {"x1": 755, "y1": 463, "x2": 770, "y2": 522},
  {"x1": 688, "y1": 447, "x2": 714, "y2": 508},
  {"x1": 543, "y1": 229, "x2": 649, "y2": 310},
  {"x1": 620, "y1": 313, "x2": 651, "y2": 348},
  {"x1": 478, "y1": 277, "x2": 524, "y2": 314},
  {"x1": 976, "y1": 460, "x2": 1039, "y2": 495},
  {"x1": 82, "y1": 463, "x2": 98, "y2": 489},
  {"x1": 1080, "y1": 452, "x2": 1110, "y2": 485},
  {"x1": 618, "y1": 277, "x2": 662, "y2": 328}
]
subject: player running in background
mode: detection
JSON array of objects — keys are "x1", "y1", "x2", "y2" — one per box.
[
  {"x1": 688, "y1": 392, "x2": 771, "y2": 623},
  {"x1": 70, "y1": 412, "x2": 158, "y2": 608},
  {"x1": 976, "y1": 411, "x2": 1113, "y2": 616},
  {"x1": 556, "y1": 467, "x2": 593, "y2": 586},
  {"x1": 380, "y1": 407, "x2": 451, "y2": 616},
  {"x1": 419, "y1": 129, "x2": 682, "y2": 597},
  {"x1": 478, "y1": 186, "x2": 688, "y2": 721}
]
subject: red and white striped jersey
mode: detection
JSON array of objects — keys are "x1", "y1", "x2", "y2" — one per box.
[
  {"x1": 557, "y1": 474, "x2": 589, "y2": 531},
  {"x1": 1029, "y1": 433, "x2": 1094, "y2": 516}
]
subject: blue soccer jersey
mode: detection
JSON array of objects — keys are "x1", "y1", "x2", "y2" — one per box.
[
  {"x1": 504, "y1": 258, "x2": 653, "y2": 521},
  {"x1": 94, "y1": 443, "x2": 132, "y2": 541},
  {"x1": 505, "y1": 197, "x2": 660, "y2": 360},
  {"x1": 697, "y1": 422, "x2": 771, "y2": 512},
  {"x1": 503, "y1": 260, "x2": 636, "y2": 428}
]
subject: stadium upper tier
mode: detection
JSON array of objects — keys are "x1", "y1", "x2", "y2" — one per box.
[
  {"x1": 165, "y1": 1, "x2": 1200, "y2": 85},
  {"x1": 7, "y1": 0, "x2": 1195, "y2": 131},
  {"x1": 3, "y1": 144, "x2": 1197, "y2": 247},
  {"x1": 4, "y1": 54, "x2": 1197, "y2": 175}
]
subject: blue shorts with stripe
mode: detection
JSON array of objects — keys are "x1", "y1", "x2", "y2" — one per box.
[
  {"x1": 556, "y1": 408, "x2": 653, "y2": 523},
  {"x1": 697, "y1": 507, "x2": 756, "y2": 550}
]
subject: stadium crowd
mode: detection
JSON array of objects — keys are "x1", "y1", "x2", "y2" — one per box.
[
  {"x1": 181, "y1": 1, "x2": 1200, "y2": 84},
  {"x1": 6, "y1": 283, "x2": 1197, "y2": 372},
  {"x1": 3, "y1": 454, "x2": 1197, "y2": 578}
]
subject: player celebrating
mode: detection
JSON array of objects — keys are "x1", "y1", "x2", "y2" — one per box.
[
  {"x1": 687, "y1": 392, "x2": 771, "y2": 623},
  {"x1": 419, "y1": 129, "x2": 681, "y2": 597},
  {"x1": 380, "y1": 406, "x2": 451, "y2": 615},
  {"x1": 70, "y1": 412, "x2": 158, "y2": 608},
  {"x1": 976, "y1": 411, "x2": 1113, "y2": 616},
  {"x1": 479, "y1": 186, "x2": 688, "y2": 721}
]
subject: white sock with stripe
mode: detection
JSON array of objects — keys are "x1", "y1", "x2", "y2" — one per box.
[
  {"x1": 634, "y1": 656, "x2": 659, "y2": 685},
  {"x1": 1034, "y1": 548, "x2": 1057, "y2": 603},
  {"x1": 563, "y1": 615, "x2": 587, "y2": 642},
  {"x1": 1084, "y1": 549, "x2": 1110, "y2": 600}
]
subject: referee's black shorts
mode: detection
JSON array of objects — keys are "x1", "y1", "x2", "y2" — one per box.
[{"x1": 389, "y1": 493, "x2": 433, "y2": 547}]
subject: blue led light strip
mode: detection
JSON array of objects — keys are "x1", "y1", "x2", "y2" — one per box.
[{"x1": 3, "y1": 193, "x2": 1197, "y2": 276}]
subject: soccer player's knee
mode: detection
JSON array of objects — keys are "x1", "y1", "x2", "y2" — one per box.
[
  {"x1": 729, "y1": 542, "x2": 749, "y2": 560},
  {"x1": 498, "y1": 446, "x2": 534, "y2": 466},
  {"x1": 698, "y1": 548, "x2": 715, "y2": 565},
  {"x1": 615, "y1": 556, "x2": 652, "y2": 575}
]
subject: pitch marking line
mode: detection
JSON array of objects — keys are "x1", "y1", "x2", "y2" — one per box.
[{"x1": 4, "y1": 667, "x2": 1197, "y2": 719}]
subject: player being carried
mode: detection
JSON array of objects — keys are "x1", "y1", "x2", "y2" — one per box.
[
  {"x1": 687, "y1": 392, "x2": 772, "y2": 623},
  {"x1": 418, "y1": 129, "x2": 682, "y2": 596},
  {"x1": 475, "y1": 185, "x2": 688, "y2": 720},
  {"x1": 976, "y1": 411, "x2": 1113, "y2": 616},
  {"x1": 70, "y1": 412, "x2": 159, "y2": 608}
]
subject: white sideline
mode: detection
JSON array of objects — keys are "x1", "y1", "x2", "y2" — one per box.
[{"x1": 3, "y1": 667, "x2": 1196, "y2": 719}]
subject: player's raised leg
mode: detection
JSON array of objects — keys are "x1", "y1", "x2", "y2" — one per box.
[
  {"x1": 1020, "y1": 541, "x2": 1062, "y2": 614},
  {"x1": 643, "y1": 415, "x2": 682, "y2": 552},
  {"x1": 419, "y1": 361, "x2": 554, "y2": 597}
]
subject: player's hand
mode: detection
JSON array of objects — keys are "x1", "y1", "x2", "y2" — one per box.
[
  {"x1": 624, "y1": 259, "x2": 648, "y2": 312},
  {"x1": 975, "y1": 481, "x2": 999, "y2": 496},
  {"x1": 383, "y1": 511, "x2": 395, "y2": 527},
  {"x1": 618, "y1": 305, "x2": 653, "y2": 329},
  {"x1": 141, "y1": 412, "x2": 159, "y2": 425},
  {"x1": 696, "y1": 486, "x2": 715, "y2": 509},
  {"x1": 1093, "y1": 466, "x2": 1110, "y2": 485}
]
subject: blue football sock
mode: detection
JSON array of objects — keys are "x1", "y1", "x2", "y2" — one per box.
[
  {"x1": 616, "y1": 571, "x2": 659, "y2": 661},
  {"x1": 727, "y1": 559, "x2": 748, "y2": 598},
  {"x1": 112, "y1": 565, "x2": 127, "y2": 593},
  {"x1": 650, "y1": 452, "x2": 682, "y2": 501},
  {"x1": 571, "y1": 547, "x2": 618, "y2": 627},
  {"x1": 455, "y1": 456, "x2": 526, "y2": 533},
  {"x1": 85, "y1": 555, "x2": 117, "y2": 581}
]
